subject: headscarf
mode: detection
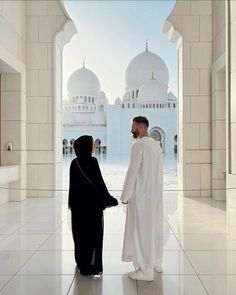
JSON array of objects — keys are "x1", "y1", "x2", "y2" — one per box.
[{"x1": 73, "y1": 135, "x2": 93, "y2": 157}]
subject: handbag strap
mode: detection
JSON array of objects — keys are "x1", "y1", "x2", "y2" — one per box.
[{"x1": 75, "y1": 158, "x2": 94, "y2": 186}]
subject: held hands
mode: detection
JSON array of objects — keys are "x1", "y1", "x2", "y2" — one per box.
[{"x1": 106, "y1": 195, "x2": 118, "y2": 208}]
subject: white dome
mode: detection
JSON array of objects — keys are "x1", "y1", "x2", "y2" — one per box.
[
  {"x1": 91, "y1": 110, "x2": 106, "y2": 125},
  {"x1": 138, "y1": 78, "x2": 168, "y2": 103},
  {"x1": 125, "y1": 49, "x2": 169, "y2": 90},
  {"x1": 67, "y1": 66, "x2": 101, "y2": 96}
]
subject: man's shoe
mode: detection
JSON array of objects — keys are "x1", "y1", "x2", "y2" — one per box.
[
  {"x1": 127, "y1": 268, "x2": 140, "y2": 275},
  {"x1": 128, "y1": 270, "x2": 154, "y2": 282},
  {"x1": 154, "y1": 266, "x2": 163, "y2": 273}
]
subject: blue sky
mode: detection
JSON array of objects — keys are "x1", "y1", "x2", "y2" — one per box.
[{"x1": 63, "y1": 0, "x2": 176, "y2": 103}]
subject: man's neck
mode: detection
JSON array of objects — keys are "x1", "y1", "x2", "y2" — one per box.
[{"x1": 139, "y1": 131, "x2": 149, "y2": 138}]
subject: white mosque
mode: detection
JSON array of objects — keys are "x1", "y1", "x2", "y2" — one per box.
[{"x1": 63, "y1": 44, "x2": 177, "y2": 155}]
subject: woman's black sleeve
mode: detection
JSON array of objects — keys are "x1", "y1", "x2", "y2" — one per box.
[{"x1": 91, "y1": 157, "x2": 111, "y2": 198}]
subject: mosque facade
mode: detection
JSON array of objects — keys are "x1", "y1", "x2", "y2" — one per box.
[{"x1": 63, "y1": 44, "x2": 177, "y2": 155}]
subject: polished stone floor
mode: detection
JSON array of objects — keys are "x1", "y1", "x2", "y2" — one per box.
[{"x1": 0, "y1": 154, "x2": 233, "y2": 294}]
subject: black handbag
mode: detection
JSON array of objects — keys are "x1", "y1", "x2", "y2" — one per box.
[{"x1": 76, "y1": 159, "x2": 114, "y2": 210}]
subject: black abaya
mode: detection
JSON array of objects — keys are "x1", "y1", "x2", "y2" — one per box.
[{"x1": 68, "y1": 156, "x2": 116, "y2": 275}]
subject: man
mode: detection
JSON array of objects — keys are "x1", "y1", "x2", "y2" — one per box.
[{"x1": 121, "y1": 116, "x2": 163, "y2": 282}]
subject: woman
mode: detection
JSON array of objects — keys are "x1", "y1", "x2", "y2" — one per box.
[{"x1": 68, "y1": 135, "x2": 118, "y2": 276}]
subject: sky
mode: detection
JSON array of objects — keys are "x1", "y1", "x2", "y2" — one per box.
[{"x1": 63, "y1": 0, "x2": 176, "y2": 104}]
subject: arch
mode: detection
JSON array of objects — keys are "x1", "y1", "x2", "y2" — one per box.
[
  {"x1": 174, "y1": 134, "x2": 177, "y2": 154},
  {"x1": 95, "y1": 138, "x2": 101, "y2": 146},
  {"x1": 149, "y1": 126, "x2": 166, "y2": 152},
  {"x1": 63, "y1": 139, "x2": 68, "y2": 154},
  {"x1": 70, "y1": 138, "x2": 75, "y2": 154},
  {"x1": 98, "y1": 105, "x2": 104, "y2": 111},
  {"x1": 95, "y1": 138, "x2": 101, "y2": 154}
]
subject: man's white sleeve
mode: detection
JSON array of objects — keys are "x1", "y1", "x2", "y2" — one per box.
[{"x1": 120, "y1": 142, "x2": 143, "y2": 203}]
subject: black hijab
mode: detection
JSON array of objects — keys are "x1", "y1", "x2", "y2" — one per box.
[{"x1": 74, "y1": 135, "x2": 93, "y2": 158}]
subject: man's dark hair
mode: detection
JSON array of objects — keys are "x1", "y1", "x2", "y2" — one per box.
[{"x1": 133, "y1": 116, "x2": 149, "y2": 128}]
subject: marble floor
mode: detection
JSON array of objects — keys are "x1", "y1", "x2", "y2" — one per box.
[{"x1": 0, "y1": 155, "x2": 233, "y2": 294}]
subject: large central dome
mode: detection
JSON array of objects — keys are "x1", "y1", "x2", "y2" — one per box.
[
  {"x1": 67, "y1": 66, "x2": 101, "y2": 96},
  {"x1": 125, "y1": 48, "x2": 169, "y2": 90}
]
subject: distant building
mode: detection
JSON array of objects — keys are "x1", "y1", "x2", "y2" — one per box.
[{"x1": 63, "y1": 44, "x2": 177, "y2": 155}]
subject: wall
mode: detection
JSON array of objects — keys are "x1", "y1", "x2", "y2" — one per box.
[
  {"x1": 0, "y1": 1, "x2": 26, "y2": 201},
  {"x1": 0, "y1": 0, "x2": 77, "y2": 202},
  {"x1": 227, "y1": 0, "x2": 236, "y2": 229},
  {"x1": 164, "y1": 0, "x2": 213, "y2": 197},
  {"x1": 107, "y1": 106, "x2": 177, "y2": 156},
  {"x1": 26, "y1": 0, "x2": 76, "y2": 197}
]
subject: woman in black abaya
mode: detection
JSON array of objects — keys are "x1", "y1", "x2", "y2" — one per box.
[{"x1": 68, "y1": 135, "x2": 118, "y2": 276}]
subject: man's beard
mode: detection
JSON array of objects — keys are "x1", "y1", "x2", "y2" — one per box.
[{"x1": 132, "y1": 131, "x2": 139, "y2": 138}]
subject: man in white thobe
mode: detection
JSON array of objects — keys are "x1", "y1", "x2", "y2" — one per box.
[{"x1": 121, "y1": 116, "x2": 163, "y2": 282}]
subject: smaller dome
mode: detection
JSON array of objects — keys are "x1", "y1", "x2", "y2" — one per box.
[
  {"x1": 91, "y1": 110, "x2": 106, "y2": 125},
  {"x1": 138, "y1": 78, "x2": 168, "y2": 103},
  {"x1": 99, "y1": 91, "x2": 106, "y2": 99},
  {"x1": 63, "y1": 111, "x2": 75, "y2": 125},
  {"x1": 115, "y1": 97, "x2": 122, "y2": 105},
  {"x1": 67, "y1": 66, "x2": 101, "y2": 96},
  {"x1": 122, "y1": 92, "x2": 130, "y2": 101}
]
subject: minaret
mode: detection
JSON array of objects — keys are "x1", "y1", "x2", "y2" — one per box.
[
  {"x1": 145, "y1": 40, "x2": 149, "y2": 51},
  {"x1": 83, "y1": 59, "x2": 85, "y2": 68}
]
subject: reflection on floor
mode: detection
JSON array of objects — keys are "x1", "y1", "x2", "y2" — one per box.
[{"x1": 0, "y1": 155, "x2": 233, "y2": 295}]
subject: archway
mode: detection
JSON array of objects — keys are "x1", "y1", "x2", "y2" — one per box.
[
  {"x1": 174, "y1": 134, "x2": 177, "y2": 154},
  {"x1": 63, "y1": 139, "x2": 68, "y2": 154},
  {"x1": 95, "y1": 138, "x2": 101, "y2": 154},
  {"x1": 149, "y1": 127, "x2": 166, "y2": 152},
  {"x1": 70, "y1": 139, "x2": 75, "y2": 154}
]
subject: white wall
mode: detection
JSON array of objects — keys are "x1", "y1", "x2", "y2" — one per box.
[
  {"x1": 26, "y1": 0, "x2": 76, "y2": 197},
  {"x1": 107, "y1": 106, "x2": 177, "y2": 156},
  {"x1": 0, "y1": 0, "x2": 77, "y2": 202},
  {"x1": 164, "y1": 0, "x2": 213, "y2": 197},
  {"x1": 227, "y1": 0, "x2": 236, "y2": 229},
  {"x1": 0, "y1": 1, "x2": 27, "y2": 202}
]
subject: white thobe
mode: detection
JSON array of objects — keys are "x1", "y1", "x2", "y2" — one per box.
[{"x1": 121, "y1": 136, "x2": 163, "y2": 273}]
